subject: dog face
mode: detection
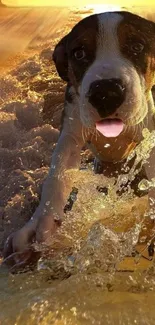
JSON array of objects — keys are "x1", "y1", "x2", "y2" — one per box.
[{"x1": 53, "y1": 11, "x2": 155, "y2": 138}]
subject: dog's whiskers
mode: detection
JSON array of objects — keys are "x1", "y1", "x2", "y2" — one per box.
[
  {"x1": 95, "y1": 128, "x2": 100, "y2": 141},
  {"x1": 82, "y1": 126, "x2": 86, "y2": 143},
  {"x1": 82, "y1": 126, "x2": 91, "y2": 143}
]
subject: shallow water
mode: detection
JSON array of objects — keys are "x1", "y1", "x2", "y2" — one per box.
[
  {"x1": 1, "y1": 268, "x2": 155, "y2": 325},
  {"x1": 1, "y1": 160, "x2": 155, "y2": 324}
]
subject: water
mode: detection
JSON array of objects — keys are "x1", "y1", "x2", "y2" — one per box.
[
  {"x1": 1, "y1": 261, "x2": 155, "y2": 324},
  {"x1": 1, "y1": 155, "x2": 155, "y2": 324}
]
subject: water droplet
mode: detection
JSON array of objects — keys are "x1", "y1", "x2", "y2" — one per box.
[
  {"x1": 45, "y1": 201, "x2": 50, "y2": 206},
  {"x1": 140, "y1": 236, "x2": 147, "y2": 243},
  {"x1": 70, "y1": 307, "x2": 77, "y2": 316},
  {"x1": 138, "y1": 179, "x2": 150, "y2": 191},
  {"x1": 138, "y1": 178, "x2": 155, "y2": 191}
]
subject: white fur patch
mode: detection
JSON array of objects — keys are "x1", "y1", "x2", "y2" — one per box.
[{"x1": 97, "y1": 12, "x2": 122, "y2": 59}]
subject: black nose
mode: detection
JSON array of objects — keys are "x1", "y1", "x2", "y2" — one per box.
[{"x1": 87, "y1": 78, "x2": 126, "y2": 118}]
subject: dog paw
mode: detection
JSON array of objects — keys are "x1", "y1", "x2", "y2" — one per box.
[
  {"x1": 2, "y1": 225, "x2": 36, "y2": 271},
  {"x1": 2, "y1": 215, "x2": 61, "y2": 272},
  {"x1": 36, "y1": 215, "x2": 62, "y2": 244}
]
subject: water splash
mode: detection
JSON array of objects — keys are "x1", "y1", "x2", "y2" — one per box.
[{"x1": 116, "y1": 128, "x2": 155, "y2": 193}]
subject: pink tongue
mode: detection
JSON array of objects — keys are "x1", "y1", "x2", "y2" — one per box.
[{"x1": 96, "y1": 119, "x2": 124, "y2": 138}]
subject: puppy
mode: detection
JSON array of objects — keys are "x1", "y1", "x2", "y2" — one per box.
[{"x1": 3, "y1": 11, "x2": 155, "y2": 268}]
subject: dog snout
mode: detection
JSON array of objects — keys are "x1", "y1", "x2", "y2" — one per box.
[{"x1": 87, "y1": 78, "x2": 126, "y2": 118}]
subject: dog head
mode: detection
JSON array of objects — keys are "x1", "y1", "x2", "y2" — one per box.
[{"x1": 53, "y1": 11, "x2": 155, "y2": 138}]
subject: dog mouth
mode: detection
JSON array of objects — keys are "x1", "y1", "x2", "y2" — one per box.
[{"x1": 96, "y1": 118, "x2": 124, "y2": 138}]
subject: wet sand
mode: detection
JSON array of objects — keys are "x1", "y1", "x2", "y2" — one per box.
[{"x1": 0, "y1": 7, "x2": 92, "y2": 252}]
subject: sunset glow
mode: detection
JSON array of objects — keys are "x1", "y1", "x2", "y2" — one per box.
[
  {"x1": 4, "y1": 0, "x2": 155, "y2": 7},
  {"x1": 86, "y1": 4, "x2": 121, "y2": 13}
]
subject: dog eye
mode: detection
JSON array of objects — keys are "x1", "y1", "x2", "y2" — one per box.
[
  {"x1": 130, "y1": 42, "x2": 144, "y2": 54},
  {"x1": 74, "y1": 48, "x2": 86, "y2": 60}
]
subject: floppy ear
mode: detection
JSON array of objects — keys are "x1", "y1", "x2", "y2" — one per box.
[{"x1": 52, "y1": 35, "x2": 69, "y2": 82}]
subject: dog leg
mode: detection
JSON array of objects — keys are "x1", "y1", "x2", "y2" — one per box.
[{"x1": 3, "y1": 131, "x2": 83, "y2": 259}]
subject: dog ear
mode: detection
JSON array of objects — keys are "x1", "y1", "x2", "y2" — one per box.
[{"x1": 52, "y1": 35, "x2": 69, "y2": 82}]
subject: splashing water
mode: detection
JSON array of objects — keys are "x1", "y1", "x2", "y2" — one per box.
[
  {"x1": 33, "y1": 127, "x2": 155, "y2": 284},
  {"x1": 117, "y1": 128, "x2": 155, "y2": 192}
]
